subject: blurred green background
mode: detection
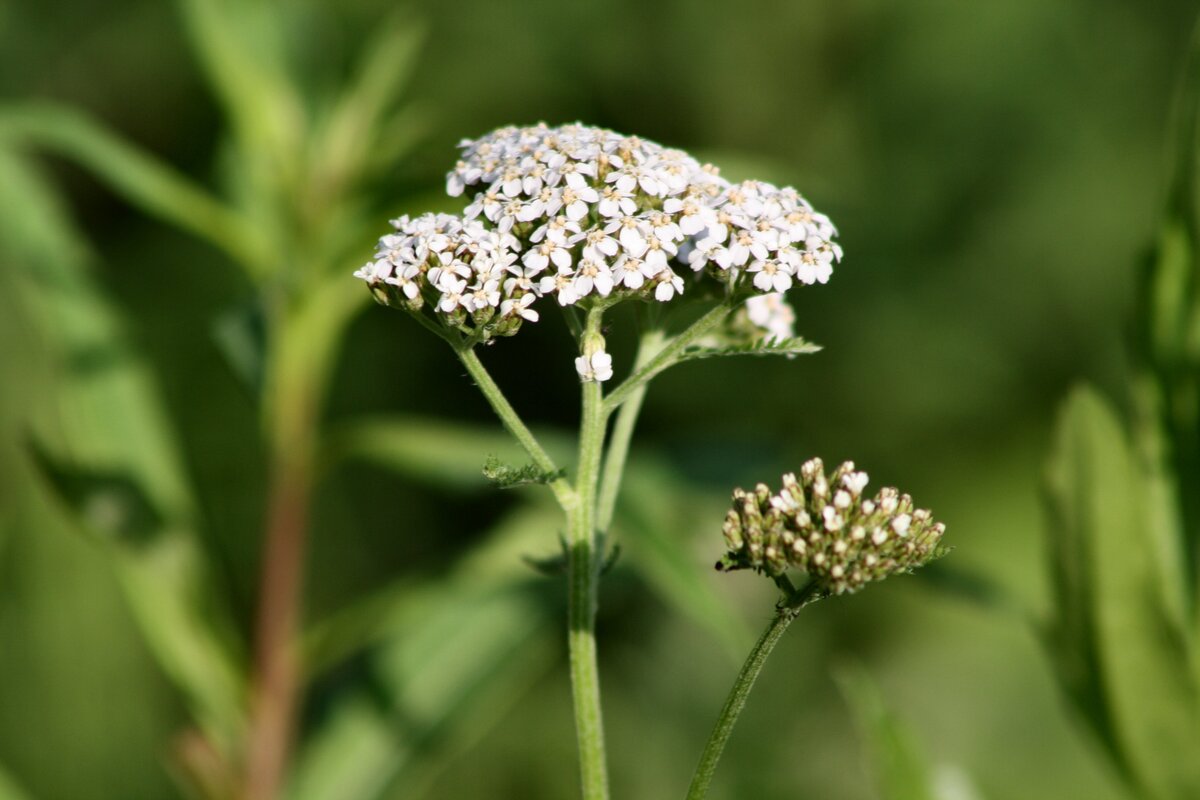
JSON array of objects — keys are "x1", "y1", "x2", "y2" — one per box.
[{"x1": 0, "y1": 0, "x2": 1196, "y2": 798}]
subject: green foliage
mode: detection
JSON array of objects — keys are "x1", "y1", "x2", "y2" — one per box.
[
  {"x1": 0, "y1": 147, "x2": 247, "y2": 753},
  {"x1": 1040, "y1": 22, "x2": 1200, "y2": 800},
  {"x1": 1043, "y1": 388, "x2": 1200, "y2": 800},
  {"x1": 1131, "y1": 21, "x2": 1200, "y2": 613}
]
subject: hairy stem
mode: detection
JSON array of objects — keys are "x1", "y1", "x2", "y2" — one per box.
[
  {"x1": 569, "y1": 306, "x2": 610, "y2": 799},
  {"x1": 685, "y1": 580, "x2": 822, "y2": 800},
  {"x1": 456, "y1": 346, "x2": 576, "y2": 509},
  {"x1": 596, "y1": 328, "x2": 666, "y2": 532}
]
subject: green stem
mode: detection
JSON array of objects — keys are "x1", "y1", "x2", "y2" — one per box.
[
  {"x1": 595, "y1": 328, "x2": 666, "y2": 533},
  {"x1": 568, "y1": 305, "x2": 610, "y2": 800},
  {"x1": 685, "y1": 580, "x2": 822, "y2": 800},
  {"x1": 603, "y1": 301, "x2": 732, "y2": 414},
  {"x1": 455, "y1": 346, "x2": 576, "y2": 509}
]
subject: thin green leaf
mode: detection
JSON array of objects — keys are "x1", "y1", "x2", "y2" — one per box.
[
  {"x1": 837, "y1": 663, "x2": 939, "y2": 800},
  {"x1": 323, "y1": 415, "x2": 573, "y2": 491},
  {"x1": 0, "y1": 104, "x2": 267, "y2": 272},
  {"x1": 1044, "y1": 386, "x2": 1200, "y2": 800},
  {"x1": 676, "y1": 336, "x2": 821, "y2": 363},
  {"x1": 0, "y1": 147, "x2": 246, "y2": 752},
  {"x1": 482, "y1": 454, "x2": 566, "y2": 489}
]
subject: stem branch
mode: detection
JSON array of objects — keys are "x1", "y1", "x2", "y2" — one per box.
[{"x1": 685, "y1": 580, "x2": 822, "y2": 800}]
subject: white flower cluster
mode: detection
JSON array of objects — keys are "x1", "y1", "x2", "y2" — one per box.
[
  {"x1": 356, "y1": 123, "x2": 842, "y2": 367},
  {"x1": 718, "y1": 459, "x2": 947, "y2": 595}
]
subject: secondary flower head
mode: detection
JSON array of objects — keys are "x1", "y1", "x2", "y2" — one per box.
[
  {"x1": 357, "y1": 123, "x2": 842, "y2": 374},
  {"x1": 717, "y1": 459, "x2": 947, "y2": 595}
]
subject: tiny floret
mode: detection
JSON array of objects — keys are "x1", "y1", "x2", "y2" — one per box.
[
  {"x1": 576, "y1": 350, "x2": 614, "y2": 383},
  {"x1": 715, "y1": 460, "x2": 947, "y2": 595}
]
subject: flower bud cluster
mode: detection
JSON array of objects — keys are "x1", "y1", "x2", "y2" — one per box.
[
  {"x1": 356, "y1": 124, "x2": 840, "y2": 346},
  {"x1": 717, "y1": 459, "x2": 946, "y2": 595}
]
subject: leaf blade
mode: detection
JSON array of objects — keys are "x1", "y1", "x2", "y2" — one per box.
[
  {"x1": 1044, "y1": 386, "x2": 1200, "y2": 800},
  {"x1": 0, "y1": 104, "x2": 267, "y2": 272}
]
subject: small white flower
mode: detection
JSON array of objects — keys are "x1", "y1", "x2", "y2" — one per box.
[
  {"x1": 464, "y1": 190, "x2": 503, "y2": 223},
  {"x1": 606, "y1": 216, "x2": 651, "y2": 256},
  {"x1": 612, "y1": 254, "x2": 653, "y2": 290},
  {"x1": 642, "y1": 236, "x2": 676, "y2": 273},
  {"x1": 468, "y1": 278, "x2": 501, "y2": 310},
  {"x1": 353, "y1": 258, "x2": 392, "y2": 285},
  {"x1": 500, "y1": 293, "x2": 539, "y2": 321},
  {"x1": 598, "y1": 184, "x2": 638, "y2": 218},
  {"x1": 748, "y1": 260, "x2": 793, "y2": 293},
  {"x1": 576, "y1": 227, "x2": 620, "y2": 262},
  {"x1": 573, "y1": 257, "x2": 615, "y2": 298},
  {"x1": 575, "y1": 350, "x2": 614, "y2": 383},
  {"x1": 436, "y1": 275, "x2": 468, "y2": 313},
  {"x1": 561, "y1": 185, "x2": 600, "y2": 221},
  {"x1": 383, "y1": 263, "x2": 421, "y2": 299},
  {"x1": 531, "y1": 215, "x2": 582, "y2": 245},
  {"x1": 522, "y1": 240, "x2": 573, "y2": 274},
  {"x1": 653, "y1": 270, "x2": 685, "y2": 302}
]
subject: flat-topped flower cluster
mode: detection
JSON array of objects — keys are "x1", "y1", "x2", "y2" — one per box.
[
  {"x1": 356, "y1": 124, "x2": 841, "y2": 350},
  {"x1": 717, "y1": 459, "x2": 946, "y2": 595}
]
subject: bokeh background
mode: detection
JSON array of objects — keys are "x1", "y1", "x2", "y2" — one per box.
[{"x1": 1, "y1": 0, "x2": 1196, "y2": 798}]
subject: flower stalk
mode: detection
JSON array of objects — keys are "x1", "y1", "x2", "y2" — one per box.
[
  {"x1": 567, "y1": 305, "x2": 611, "y2": 799},
  {"x1": 685, "y1": 578, "x2": 823, "y2": 800},
  {"x1": 595, "y1": 326, "x2": 665, "y2": 531}
]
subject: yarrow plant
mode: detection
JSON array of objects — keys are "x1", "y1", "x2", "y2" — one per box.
[{"x1": 357, "y1": 123, "x2": 944, "y2": 800}]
